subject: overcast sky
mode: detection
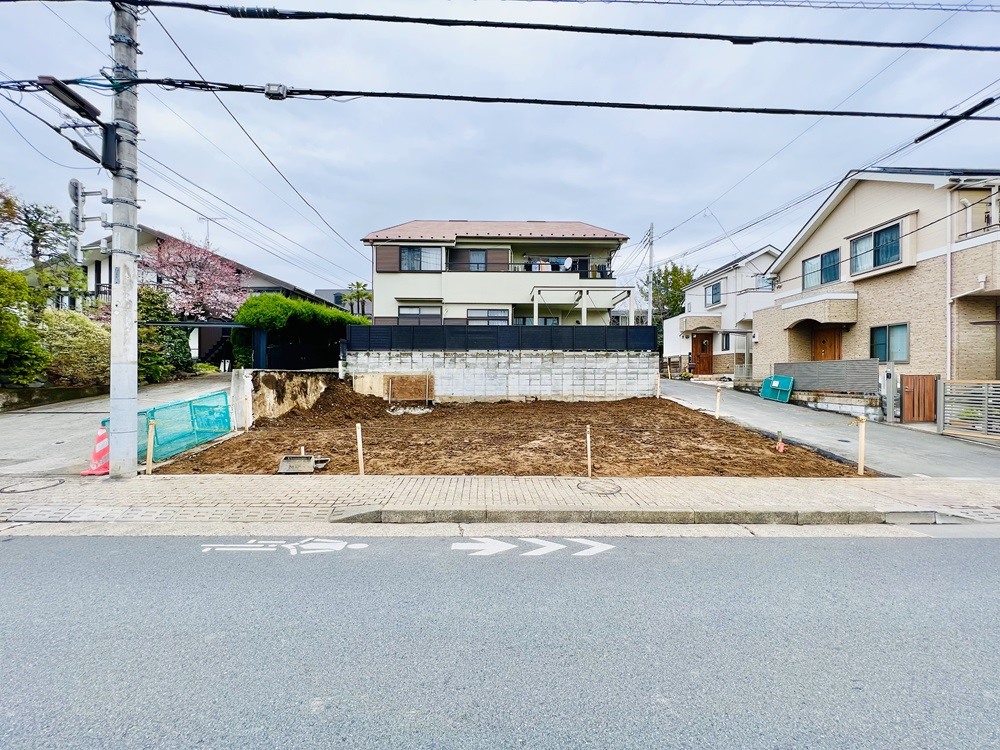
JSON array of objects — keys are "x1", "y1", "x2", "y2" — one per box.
[{"x1": 2, "y1": 0, "x2": 999, "y2": 293}]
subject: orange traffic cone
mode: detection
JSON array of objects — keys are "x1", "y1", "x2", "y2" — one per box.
[{"x1": 81, "y1": 427, "x2": 110, "y2": 476}]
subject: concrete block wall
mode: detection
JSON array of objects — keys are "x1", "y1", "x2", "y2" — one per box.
[{"x1": 347, "y1": 350, "x2": 659, "y2": 402}]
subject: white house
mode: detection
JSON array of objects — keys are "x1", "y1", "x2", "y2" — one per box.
[{"x1": 662, "y1": 245, "x2": 779, "y2": 377}]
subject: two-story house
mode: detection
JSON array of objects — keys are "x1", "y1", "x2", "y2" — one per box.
[
  {"x1": 363, "y1": 221, "x2": 632, "y2": 326},
  {"x1": 753, "y1": 168, "x2": 1000, "y2": 382},
  {"x1": 662, "y1": 245, "x2": 779, "y2": 377}
]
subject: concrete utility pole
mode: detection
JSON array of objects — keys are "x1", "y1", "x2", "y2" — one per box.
[
  {"x1": 109, "y1": 4, "x2": 141, "y2": 477},
  {"x1": 647, "y1": 223, "x2": 654, "y2": 326}
]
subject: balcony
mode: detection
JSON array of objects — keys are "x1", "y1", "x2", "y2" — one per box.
[{"x1": 445, "y1": 256, "x2": 614, "y2": 278}]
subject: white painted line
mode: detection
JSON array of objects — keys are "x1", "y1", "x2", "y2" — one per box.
[
  {"x1": 201, "y1": 538, "x2": 369, "y2": 555},
  {"x1": 566, "y1": 538, "x2": 616, "y2": 556},
  {"x1": 912, "y1": 474, "x2": 931, "y2": 478},
  {"x1": 451, "y1": 537, "x2": 519, "y2": 556},
  {"x1": 518, "y1": 538, "x2": 567, "y2": 556}
]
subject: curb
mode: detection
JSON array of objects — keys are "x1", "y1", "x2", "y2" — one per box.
[{"x1": 329, "y1": 506, "x2": 954, "y2": 525}]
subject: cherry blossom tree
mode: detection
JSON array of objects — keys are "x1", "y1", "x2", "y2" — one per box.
[{"x1": 140, "y1": 236, "x2": 247, "y2": 320}]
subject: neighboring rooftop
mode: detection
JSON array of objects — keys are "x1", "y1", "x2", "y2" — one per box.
[
  {"x1": 362, "y1": 220, "x2": 628, "y2": 243},
  {"x1": 685, "y1": 245, "x2": 779, "y2": 288}
]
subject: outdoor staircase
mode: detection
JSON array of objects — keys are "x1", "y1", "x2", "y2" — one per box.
[{"x1": 201, "y1": 336, "x2": 232, "y2": 366}]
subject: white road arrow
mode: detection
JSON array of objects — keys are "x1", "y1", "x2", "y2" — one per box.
[
  {"x1": 566, "y1": 538, "x2": 616, "y2": 556},
  {"x1": 452, "y1": 537, "x2": 519, "y2": 556},
  {"x1": 518, "y1": 538, "x2": 568, "y2": 556}
]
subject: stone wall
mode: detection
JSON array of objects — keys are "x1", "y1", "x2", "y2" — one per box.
[{"x1": 347, "y1": 350, "x2": 659, "y2": 402}]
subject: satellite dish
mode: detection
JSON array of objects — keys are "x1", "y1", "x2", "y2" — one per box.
[{"x1": 562, "y1": 256, "x2": 573, "y2": 271}]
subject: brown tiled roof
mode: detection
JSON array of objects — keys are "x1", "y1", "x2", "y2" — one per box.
[{"x1": 362, "y1": 220, "x2": 628, "y2": 243}]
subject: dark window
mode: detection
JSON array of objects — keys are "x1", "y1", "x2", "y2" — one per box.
[
  {"x1": 398, "y1": 306, "x2": 442, "y2": 325},
  {"x1": 400, "y1": 247, "x2": 442, "y2": 272},
  {"x1": 513, "y1": 316, "x2": 559, "y2": 326},
  {"x1": 803, "y1": 249, "x2": 840, "y2": 289},
  {"x1": 705, "y1": 282, "x2": 721, "y2": 306},
  {"x1": 467, "y1": 309, "x2": 509, "y2": 326},
  {"x1": 721, "y1": 332, "x2": 730, "y2": 351},
  {"x1": 870, "y1": 323, "x2": 908, "y2": 363},
  {"x1": 469, "y1": 250, "x2": 486, "y2": 272},
  {"x1": 852, "y1": 222, "x2": 900, "y2": 274}
]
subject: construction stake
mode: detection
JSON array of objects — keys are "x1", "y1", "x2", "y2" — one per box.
[
  {"x1": 715, "y1": 386, "x2": 722, "y2": 419},
  {"x1": 857, "y1": 416, "x2": 867, "y2": 476},
  {"x1": 356, "y1": 422, "x2": 365, "y2": 476},
  {"x1": 586, "y1": 424, "x2": 593, "y2": 478},
  {"x1": 144, "y1": 419, "x2": 156, "y2": 475},
  {"x1": 244, "y1": 393, "x2": 252, "y2": 433}
]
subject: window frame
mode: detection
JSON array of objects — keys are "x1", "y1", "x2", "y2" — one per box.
[
  {"x1": 869, "y1": 323, "x2": 909, "y2": 363},
  {"x1": 802, "y1": 249, "x2": 840, "y2": 290},
  {"x1": 397, "y1": 305, "x2": 442, "y2": 325},
  {"x1": 513, "y1": 316, "x2": 559, "y2": 326},
  {"x1": 705, "y1": 281, "x2": 722, "y2": 308},
  {"x1": 851, "y1": 222, "x2": 901, "y2": 276},
  {"x1": 467, "y1": 308, "x2": 509, "y2": 326},
  {"x1": 400, "y1": 246, "x2": 443, "y2": 273},
  {"x1": 721, "y1": 332, "x2": 731, "y2": 351}
]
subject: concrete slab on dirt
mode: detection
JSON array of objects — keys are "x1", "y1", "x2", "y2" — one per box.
[{"x1": 661, "y1": 379, "x2": 1000, "y2": 479}]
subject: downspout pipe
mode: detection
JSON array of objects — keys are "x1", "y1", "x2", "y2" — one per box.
[
  {"x1": 946, "y1": 191, "x2": 954, "y2": 380},
  {"x1": 960, "y1": 197, "x2": 972, "y2": 235}
]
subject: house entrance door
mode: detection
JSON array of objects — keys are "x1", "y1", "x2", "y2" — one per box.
[
  {"x1": 691, "y1": 332, "x2": 713, "y2": 375},
  {"x1": 811, "y1": 327, "x2": 842, "y2": 361}
]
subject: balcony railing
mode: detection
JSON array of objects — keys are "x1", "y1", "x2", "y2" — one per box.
[{"x1": 445, "y1": 257, "x2": 614, "y2": 278}]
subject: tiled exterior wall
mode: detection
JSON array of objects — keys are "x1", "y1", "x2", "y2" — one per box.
[{"x1": 347, "y1": 350, "x2": 659, "y2": 402}]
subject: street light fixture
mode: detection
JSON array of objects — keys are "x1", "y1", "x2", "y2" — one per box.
[{"x1": 37, "y1": 75, "x2": 101, "y2": 122}]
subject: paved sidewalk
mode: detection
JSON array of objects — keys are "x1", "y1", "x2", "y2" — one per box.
[
  {"x1": 2, "y1": 474, "x2": 999, "y2": 525},
  {"x1": 661, "y1": 379, "x2": 1000, "y2": 479}
]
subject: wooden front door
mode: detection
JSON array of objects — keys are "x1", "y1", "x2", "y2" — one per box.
[
  {"x1": 902, "y1": 374, "x2": 937, "y2": 423},
  {"x1": 811, "y1": 327, "x2": 842, "y2": 361},
  {"x1": 692, "y1": 333, "x2": 713, "y2": 375}
]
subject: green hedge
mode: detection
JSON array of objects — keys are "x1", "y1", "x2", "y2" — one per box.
[{"x1": 231, "y1": 293, "x2": 369, "y2": 368}]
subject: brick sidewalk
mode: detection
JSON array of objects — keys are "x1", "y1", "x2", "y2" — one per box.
[{"x1": 2, "y1": 475, "x2": 999, "y2": 524}]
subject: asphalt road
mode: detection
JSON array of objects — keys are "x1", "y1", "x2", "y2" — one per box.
[
  {"x1": 2, "y1": 535, "x2": 999, "y2": 749},
  {"x1": 0, "y1": 373, "x2": 230, "y2": 476}
]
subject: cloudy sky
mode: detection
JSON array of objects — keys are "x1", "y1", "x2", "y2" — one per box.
[{"x1": 2, "y1": 0, "x2": 999, "y2": 293}]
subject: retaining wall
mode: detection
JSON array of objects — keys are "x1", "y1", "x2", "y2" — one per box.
[
  {"x1": 347, "y1": 350, "x2": 659, "y2": 402},
  {"x1": 231, "y1": 369, "x2": 337, "y2": 428}
]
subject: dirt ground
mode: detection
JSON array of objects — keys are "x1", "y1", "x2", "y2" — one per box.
[{"x1": 159, "y1": 382, "x2": 865, "y2": 477}]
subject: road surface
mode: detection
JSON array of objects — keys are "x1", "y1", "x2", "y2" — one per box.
[{"x1": 2, "y1": 532, "x2": 998, "y2": 749}]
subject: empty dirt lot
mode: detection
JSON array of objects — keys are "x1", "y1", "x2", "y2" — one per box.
[{"x1": 160, "y1": 382, "x2": 865, "y2": 477}]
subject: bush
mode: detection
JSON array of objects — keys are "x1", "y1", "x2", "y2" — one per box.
[
  {"x1": 231, "y1": 294, "x2": 368, "y2": 368},
  {"x1": 38, "y1": 309, "x2": 111, "y2": 387},
  {"x1": 193, "y1": 362, "x2": 219, "y2": 374},
  {"x1": 137, "y1": 287, "x2": 194, "y2": 382},
  {"x1": 0, "y1": 266, "x2": 49, "y2": 385}
]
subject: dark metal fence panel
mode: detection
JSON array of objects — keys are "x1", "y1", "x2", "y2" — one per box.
[
  {"x1": 773, "y1": 359, "x2": 880, "y2": 393},
  {"x1": 347, "y1": 325, "x2": 658, "y2": 352}
]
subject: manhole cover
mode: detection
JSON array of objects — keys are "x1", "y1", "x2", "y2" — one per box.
[
  {"x1": 0, "y1": 478, "x2": 66, "y2": 494},
  {"x1": 576, "y1": 479, "x2": 622, "y2": 495}
]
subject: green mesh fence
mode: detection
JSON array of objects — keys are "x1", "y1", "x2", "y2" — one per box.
[{"x1": 103, "y1": 390, "x2": 232, "y2": 462}]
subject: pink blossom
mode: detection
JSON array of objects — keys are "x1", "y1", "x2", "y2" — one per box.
[{"x1": 140, "y1": 237, "x2": 248, "y2": 320}]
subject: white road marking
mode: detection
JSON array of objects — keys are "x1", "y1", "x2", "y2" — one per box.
[
  {"x1": 518, "y1": 538, "x2": 568, "y2": 556},
  {"x1": 913, "y1": 474, "x2": 931, "y2": 478},
  {"x1": 201, "y1": 538, "x2": 368, "y2": 555},
  {"x1": 566, "y1": 538, "x2": 616, "y2": 556},
  {"x1": 451, "y1": 537, "x2": 519, "y2": 556}
]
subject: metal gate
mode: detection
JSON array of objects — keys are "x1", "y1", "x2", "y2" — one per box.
[{"x1": 901, "y1": 374, "x2": 937, "y2": 423}]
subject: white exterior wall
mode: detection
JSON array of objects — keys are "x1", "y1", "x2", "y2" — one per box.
[{"x1": 348, "y1": 350, "x2": 659, "y2": 402}]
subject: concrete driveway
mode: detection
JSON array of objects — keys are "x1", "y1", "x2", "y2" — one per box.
[
  {"x1": 662, "y1": 379, "x2": 1000, "y2": 479},
  {"x1": 0, "y1": 373, "x2": 231, "y2": 476}
]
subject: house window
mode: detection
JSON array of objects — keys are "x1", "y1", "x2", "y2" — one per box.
[
  {"x1": 803, "y1": 249, "x2": 840, "y2": 289},
  {"x1": 467, "y1": 309, "x2": 508, "y2": 326},
  {"x1": 721, "y1": 332, "x2": 731, "y2": 351},
  {"x1": 513, "y1": 316, "x2": 559, "y2": 326},
  {"x1": 705, "y1": 282, "x2": 721, "y2": 307},
  {"x1": 400, "y1": 247, "x2": 442, "y2": 272},
  {"x1": 469, "y1": 250, "x2": 486, "y2": 272},
  {"x1": 870, "y1": 323, "x2": 908, "y2": 363},
  {"x1": 756, "y1": 275, "x2": 774, "y2": 291},
  {"x1": 851, "y1": 223, "x2": 900, "y2": 274},
  {"x1": 398, "y1": 306, "x2": 442, "y2": 325}
]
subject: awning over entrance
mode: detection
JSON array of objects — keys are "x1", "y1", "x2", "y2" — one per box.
[
  {"x1": 678, "y1": 314, "x2": 722, "y2": 334},
  {"x1": 780, "y1": 294, "x2": 858, "y2": 329}
]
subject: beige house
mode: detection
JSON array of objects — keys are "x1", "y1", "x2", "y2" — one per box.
[
  {"x1": 754, "y1": 168, "x2": 1000, "y2": 384},
  {"x1": 363, "y1": 221, "x2": 633, "y2": 326}
]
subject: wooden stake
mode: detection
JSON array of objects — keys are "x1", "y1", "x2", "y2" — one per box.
[
  {"x1": 857, "y1": 416, "x2": 867, "y2": 476},
  {"x1": 388, "y1": 377, "x2": 393, "y2": 407},
  {"x1": 244, "y1": 393, "x2": 252, "y2": 433},
  {"x1": 144, "y1": 419, "x2": 156, "y2": 475},
  {"x1": 356, "y1": 422, "x2": 365, "y2": 476},
  {"x1": 586, "y1": 424, "x2": 593, "y2": 478},
  {"x1": 715, "y1": 386, "x2": 722, "y2": 419}
]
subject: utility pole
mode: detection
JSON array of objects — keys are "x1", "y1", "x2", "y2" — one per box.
[
  {"x1": 109, "y1": 4, "x2": 141, "y2": 477},
  {"x1": 647, "y1": 223, "x2": 653, "y2": 327}
]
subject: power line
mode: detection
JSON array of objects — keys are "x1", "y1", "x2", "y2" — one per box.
[
  {"x1": 483, "y1": 0, "x2": 1000, "y2": 11},
  {"x1": 61, "y1": 78, "x2": 1000, "y2": 123},
  {"x1": 44, "y1": 1, "x2": 1000, "y2": 53},
  {"x1": 145, "y1": 8, "x2": 368, "y2": 261},
  {"x1": 0, "y1": 91, "x2": 98, "y2": 170}
]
